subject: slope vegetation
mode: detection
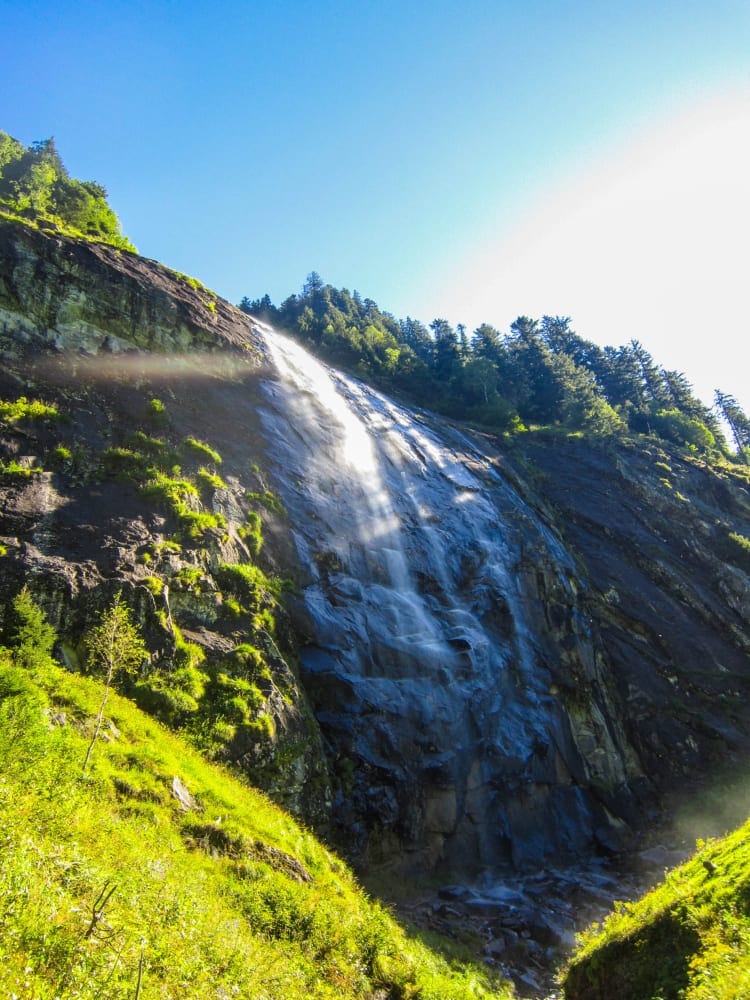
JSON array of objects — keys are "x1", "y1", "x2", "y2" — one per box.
[
  {"x1": 0, "y1": 644, "x2": 513, "y2": 999},
  {"x1": 563, "y1": 817, "x2": 750, "y2": 999}
]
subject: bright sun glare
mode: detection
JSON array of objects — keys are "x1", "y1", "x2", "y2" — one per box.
[{"x1": 440, "y1": 86, "x2": 750, "y2": 409}]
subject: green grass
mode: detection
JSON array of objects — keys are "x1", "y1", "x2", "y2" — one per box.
[
  {"x1": 195, "y1": 466, "x2": 227, "y2": 493},
  {"x1": 563, "y1": 819, "x2": 750, "y2": 999},
  {"x1": 0, "y1": 458, "x2": 43, "y2": 479},
  {"x1": 182, "y1": 437, "x2": 222, "y2": 466},
  {"x1": 0, "y1": 652, "x2": 513, "y2": 1000},
  {"x1": 246, "y1": 488, "x2": 286, "y2": 514},
  {"x1": 0, "y1": 395, "x2": 60, "y2": 423}
]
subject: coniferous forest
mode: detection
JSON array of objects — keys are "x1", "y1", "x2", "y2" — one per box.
[{"x1": 241, "y1": 275, "x2": 750, "y2": 461}]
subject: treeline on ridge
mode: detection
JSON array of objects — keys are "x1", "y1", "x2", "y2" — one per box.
[
  {"x1": 241, "y1": 273, "x2": 750, "y2": 460},
  {"x1": 0, "y1": 130, "x2": 134, "y2": 250}
]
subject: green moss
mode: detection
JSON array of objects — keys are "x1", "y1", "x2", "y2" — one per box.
[
  {"x1": 126, "y1": 430, "x2": 176, "y2": 466},
  {"x1": 101, "y1": 446, "x2": 149, "y2": 481},
  {"x1": 238, "y1": 511, "x2": 263, "y2": 555},
  {"x1": 141, "y1": 576, "x2": 164, "y2": 598},
  {"x1": 172, "y1": 566, "x2": 206, "y2": 593},
  {"x1": 176, "y1": 507, "x2": 226, "y2": 541},
  {"x1": 48, "y1": 444, "x2": 73, "y2": 468},
  {"x1": 221, "y1": 595, "x2": 243, "y2": 618},
  {"x1": 146, "y1": 397, "x2": 168, "y2": 426},
  {"x1": 153, "y1": 539, "x2": 182, "y2": 556},
  {"x1": 140, "y1": 470, "x2": 198, "y2": 507},
  {"x1": 215, "y1": 562, "x2": 281, "y2": 617}
]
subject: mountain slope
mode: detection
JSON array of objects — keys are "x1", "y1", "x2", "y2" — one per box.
[
  {"x1": 0, "y1": 646, "x2": 512, "y2": 999},
  {"x1": 562, "y1": 815, "x2": 750, "y2": 999}
]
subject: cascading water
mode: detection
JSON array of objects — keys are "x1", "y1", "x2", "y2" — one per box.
[{"x1": 257, "y1": 325, "x2": 641, "y2": 873}]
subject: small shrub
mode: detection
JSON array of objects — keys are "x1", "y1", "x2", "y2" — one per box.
[
  {"x1": 82, "y1": 595, "x2": 147, "y2": 772},
  {"x1": 196, "y1": 467, "x2": 227, "y2": 493},
  {"x1": 652, "y1": 409, "x2": 716, "y2": 452},
  {"x1": 5, "y1": 587, "x2": 57, "y2": 669},
  {"x1": 238, "y1": 511, "x2": 263, "y2": 556},
  {"x1": 146, "y1": 397, "x2": 168, "y2": 425},
  {"x1": 183, "y1": 437, "x2": 222, "y2": 465},
  {"x1": 0, "y1": 396, "x2": 59, "y2": 424},
  {"x1": 246, "y1": 489, "x2": 285, "y2": 515},
  {"x1": 101, "y1": 446, "x2": 148, "y2": 481},
  {"x1": 0, "y1": 459, "x2": 41, "y2": 480}
]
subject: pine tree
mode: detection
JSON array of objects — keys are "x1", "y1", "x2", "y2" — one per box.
[{"x1": 82, "y1": 595, "x2": 147, "y2": 773}]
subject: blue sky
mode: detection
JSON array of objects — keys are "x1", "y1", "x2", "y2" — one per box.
[{"x1": 1, "y1": 0, "x2": 749, "y2": 410}]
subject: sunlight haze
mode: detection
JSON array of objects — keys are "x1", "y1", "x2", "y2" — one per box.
[{"x1": 422, "y1": 86, "x2": 750, "y2": 411}]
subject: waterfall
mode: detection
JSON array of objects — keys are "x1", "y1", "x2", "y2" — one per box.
[{"x1": 258, "y1": 325, "x2": 636, "y2": 872}]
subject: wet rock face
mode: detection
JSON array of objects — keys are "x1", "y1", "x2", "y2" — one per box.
[
  {"x1": 257, "y1": 331, "x2": 750, "y2": 876},
  {"x1": 518, "y1": 437, "x2": 750, "y2": 794},
  {"x1": 259, "y1": 332, "x2": 649, "y2": 874}
]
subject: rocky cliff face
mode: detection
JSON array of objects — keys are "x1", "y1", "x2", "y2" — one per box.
[
  {"x1": 518, "y1": 435, "x2": 750, "y2": 795},
  {"x1": 1, "y1": 218, "x2": 749, "y2": 889},
  {"x1": 0, "y1": 218, "x2": 330, "y2": 820}
]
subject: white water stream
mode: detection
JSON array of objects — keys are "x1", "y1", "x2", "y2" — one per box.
[{"x1": 257, "y1": 325, "x2": 632, "y2": 871}]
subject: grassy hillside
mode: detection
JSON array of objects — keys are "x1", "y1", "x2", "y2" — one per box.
[
  {"x1": 0, "y1": 648, "x2": 513, "y2": 1000},
  {"x1": 562, "y1": 819, "x2": 750, "y2": 999}
]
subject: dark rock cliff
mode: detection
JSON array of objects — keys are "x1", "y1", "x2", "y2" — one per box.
[
  {"x1": 0, "y1": 218, "x2": 330, "y2": 820},
  {"x1": 517, "y1": 435, "x2": 750, "y2": 793},
  {"x1": 1, "y1": 218, "x2": 749, "y2": 887}
]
